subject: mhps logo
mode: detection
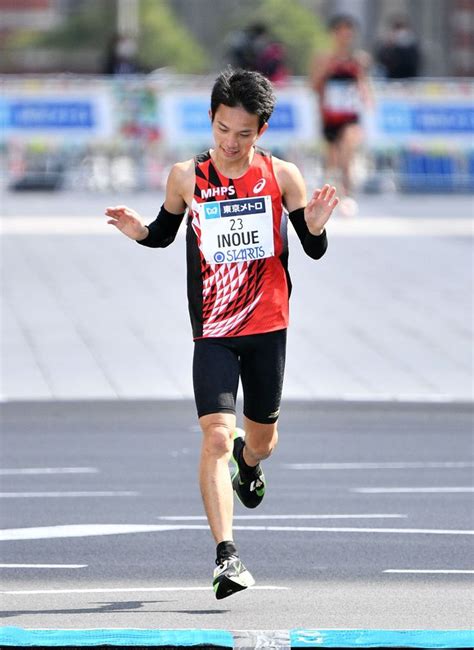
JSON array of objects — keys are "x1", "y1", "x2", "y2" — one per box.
[{"x1": 202, "y1": 186, "x2": 236, "y2": 199}]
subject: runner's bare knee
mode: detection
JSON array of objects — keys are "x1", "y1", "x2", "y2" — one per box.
[
  {"x1": 244, "y1": 419, "x2": 279, "y2": 461},
  {"x1": 200, "y1": 414, "x2": 235, "y2": 459}
]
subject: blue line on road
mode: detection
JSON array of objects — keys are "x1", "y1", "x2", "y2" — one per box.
[
  {"x1": 0, "y1": 627, "x2": 233, "y2": 647},
  {"x1": 1, "y1": 627, "x2": 473, "y2": 648},
  {"x1": 291, "y1": 628, "x2": 474, "y2": 648}
]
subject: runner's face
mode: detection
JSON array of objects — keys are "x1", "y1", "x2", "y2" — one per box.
[
  {"x1": 211, "y1": 104, "x2": 266, "y2": 162},
  {"x1": 334, "y1": 24, "x2": 355, "y2": 49}
]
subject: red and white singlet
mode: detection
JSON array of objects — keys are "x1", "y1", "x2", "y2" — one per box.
[
  {"x1": 186, "y1": 147, "x2": 289, "y2": 339},
  {"x1": 321, "y1": 56, "x2": 363, "y2": 127}
]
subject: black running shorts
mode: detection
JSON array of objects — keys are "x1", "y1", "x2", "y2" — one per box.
[
  {"x1": 323, "y1": 117, "x2": 359, "y2": 143},
  {"x1": 193, "y1": 329, "x2": 286, "y2": 424}
]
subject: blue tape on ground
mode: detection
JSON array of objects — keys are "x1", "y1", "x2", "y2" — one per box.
[
  {"x1": 291, "y1": 628, "x2": 474, "y2": 648},
  {"x1": 0, "y1": 627, "x2": 234, "y2": 647},
  {"x1": 2, "y1": 627, "x2": 473, "y2": 648}
]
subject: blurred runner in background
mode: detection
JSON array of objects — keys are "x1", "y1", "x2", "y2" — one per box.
[{"x1": 310, "y1": 14, "x2": 372, "y2": 216}]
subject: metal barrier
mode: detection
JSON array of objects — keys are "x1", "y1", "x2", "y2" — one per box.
[{"x1": 1, "y1": 74, "x2": 473, "y2": 193}]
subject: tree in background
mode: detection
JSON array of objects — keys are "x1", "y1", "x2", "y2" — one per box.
[
  {"x1": 2, "y1": 0, "x2": 323, "y2": 75},
  {"x1": 138, "y1": 0, "x2": 208, "y2": 73},
  {"x1": 2, "y1": 0, "x2": 208, "y2": 74},
  {"x1": 223, "y1": 0, "x2": 329, "y2": 76},
  {"x1": 1, "y1": 1, "x2": 116, "y2": 73}
]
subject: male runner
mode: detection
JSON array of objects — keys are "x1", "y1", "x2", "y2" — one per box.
[
  {"x1": 105, "y1": 68, "x2": 338, "y2": 599},
  {"x1": 310, "y1": 14, "x2": 371, "y2": 216}
]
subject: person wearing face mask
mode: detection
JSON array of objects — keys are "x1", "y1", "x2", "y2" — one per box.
[
  {"x1": 375, "y1": 15, "x2": 421, "y2": 79},
  {"x1": 104, "y1": 33, "x2": 140, "y2": 75}
]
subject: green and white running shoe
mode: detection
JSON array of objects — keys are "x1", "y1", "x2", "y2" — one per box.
[
  {"x1": 213, "y1": 555, "x2": 255, "y2": 599},
  {"x1": 231, "y1": 428, "x2": 266, "y2": 509}
]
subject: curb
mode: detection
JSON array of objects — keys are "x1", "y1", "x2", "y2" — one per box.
[{"x1": 1, "y1": 627, "x2": 473, "y2": 648}]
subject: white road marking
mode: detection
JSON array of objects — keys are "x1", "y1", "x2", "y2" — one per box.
[
  {"x1": 0, "y1": 564, "x2": 87, "y2": 569},
  {"x1": 158, "y1": 514, "x2": 407, "y2": 521},
  {"x1": 0, "y1": 467, "x2": 98, "y2": 476},
  {"x1": 353, "y1": 487, "x2": 474, "y2": 494},
  {"x1": 384, "y1": 569, "x2": 474, "y2": 574},
  {"x1": 0, "y1": 491, "x2": 138, "y2": 498},
  {"x1": 0, "y1": 523, "x2": 471, "y2": 542},
  {"x1": 230, "y1": 526, "x2": 473, "y2": 535},
  {"x1": 286, "y1": 462, "x2": 474, "y2": 471},
  {"x1": 0, "y1": 524, "x2": 189, "y2": 541},
  {"x1": 1, "y1": 585, "x2": 288, "y2": 595},
  {"x1": 234, "y1": 630, "x2": 290, "y2": 649}
]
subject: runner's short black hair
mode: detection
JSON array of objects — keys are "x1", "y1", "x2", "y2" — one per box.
[
  {"x1": 210, "y1": 68, "x2": 276, "y2": 131},
  {"x1": 328, "y1": 14, "x2": 358, "y2": 31}
]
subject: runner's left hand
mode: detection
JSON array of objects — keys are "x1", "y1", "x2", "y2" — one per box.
[{"x1": 304, "y1": 185, "x2": 339, "y2": 235}]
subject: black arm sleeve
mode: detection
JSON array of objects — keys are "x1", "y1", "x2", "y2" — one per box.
[
  {"x1": 288, "y1": 207, "x2": 328, "y2": 260},
  {"x1": 136, "y1": 204, "x2": 186, "y2": 248}
]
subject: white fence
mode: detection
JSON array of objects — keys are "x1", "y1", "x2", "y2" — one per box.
[{"x1": 1, "y1": 74, "x2": 473, "y2": 192}]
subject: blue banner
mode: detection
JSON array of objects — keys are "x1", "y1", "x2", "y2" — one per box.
[
  {"x1": 380, "y1": 103, "x2": 474, "y2": 134},
  {"x1": 5, "y1": 101, "x2": 94, "y2": 129}
]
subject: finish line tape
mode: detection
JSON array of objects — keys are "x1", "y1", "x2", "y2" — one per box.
[{"x1": 1, "y1": 627, "x2": 473, "y2": 648}]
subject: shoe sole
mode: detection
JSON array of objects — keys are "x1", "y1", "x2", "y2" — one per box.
[{"x1": 214, "y1": 570, "x2": 255, "y2": 600}]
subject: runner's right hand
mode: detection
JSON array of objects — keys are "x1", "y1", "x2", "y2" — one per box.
[{"x1": 105, "y1": 205, "x2": 148, "y2": 241}]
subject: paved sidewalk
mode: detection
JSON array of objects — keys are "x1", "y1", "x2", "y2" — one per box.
[{"x1": 1, "y1": 192, "x2": 472, "y2": 402}]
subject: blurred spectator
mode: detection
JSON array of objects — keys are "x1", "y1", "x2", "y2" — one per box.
[
  {"x1": 375, "y1": 16, "x2": 421, "y2": 79},
  {"x1": 224, "y1": 23, "x2": 288, "y2": 83},
  {"x1": 224, "y1": 26, "x2": 257, "y2": 70},
  {"x1": 310, "y1": 14, "x2": 372, "y2": 215},
  {"x1": 104, "y1": 33, "x2": 140, "y2": 75},
  {"x1": 251, "y1": 23, "x2": 289, "y2": 83}
]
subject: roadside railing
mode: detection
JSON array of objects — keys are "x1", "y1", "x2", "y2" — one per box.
[{"x1": 2, "y1": 74, "x2": 473, "y2": 193}]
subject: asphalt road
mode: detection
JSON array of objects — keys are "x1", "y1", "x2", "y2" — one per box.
[{"x1": 0, "y1": 400, "x2": 473, "y2": 629}]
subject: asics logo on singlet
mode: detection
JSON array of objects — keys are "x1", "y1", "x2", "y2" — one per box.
[
  {"x1": 252, "y1": 178, "x2": 267, "y2": 194},
  {"x1": 202, "y1": 186, "x2": 236, "y2": 199}
]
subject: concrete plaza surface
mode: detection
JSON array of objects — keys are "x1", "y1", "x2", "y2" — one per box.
[{"x1": 1, "y1": 191, "x2": 473, "y2": 402}]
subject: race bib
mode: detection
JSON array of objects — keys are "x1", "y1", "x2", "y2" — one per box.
[
  {"x1": 324, "y1": 80, "x2": 360, "y2": 113},
  {"x1": 199, "y1": 195, "x2": 274, "y2": 265}
]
